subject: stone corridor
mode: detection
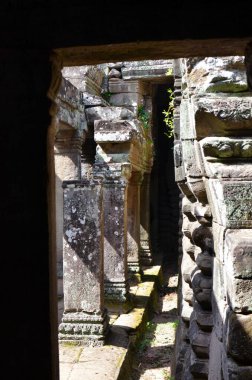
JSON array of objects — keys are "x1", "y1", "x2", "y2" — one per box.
[{"x1": 55, "y1": 57, "x2": 252, "y2": 379}]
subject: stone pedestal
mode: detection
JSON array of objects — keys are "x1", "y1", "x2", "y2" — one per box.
[
  {"x1": 54, "y1": 128, "x2": 83, "y2": 278},
  {"x1": 59, "y1": 179, "x2": 109, "y2": 346},
  {"x1": 139, "y1": 173, "x2": 153, "y2": 265},
  {"x1": 127, "y1": 171, "x2": 143, "y2": 274}
]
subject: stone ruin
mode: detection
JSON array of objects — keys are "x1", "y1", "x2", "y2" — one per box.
[
  {"x1": 53, "y1": 57, "x2": 252, "y2": 378},
  {"x1": 173, "y1": 56, "x2": 252, "y2": 379}
]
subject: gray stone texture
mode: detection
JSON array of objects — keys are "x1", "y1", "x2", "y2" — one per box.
[{"x1": 59, "y1": 179, "x2": 108, "y2": 345}]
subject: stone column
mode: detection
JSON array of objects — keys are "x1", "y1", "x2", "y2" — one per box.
[
  {"x1": 127, "y1": 171, "x2": 143, "y2": 275},
  {"x1": 58, "y1": 179, "x2": 109, "y2": 346},
  {"x1": 139, "y1": 172, "x2": 153, "y2": 266},
  {"x1": 101, "y1": 164, "x2": 131, "y2": 302},
  {"x1": 54, "y1": 127, "x2": 83, "y2": 280}
]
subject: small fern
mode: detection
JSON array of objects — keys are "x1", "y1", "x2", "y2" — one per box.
[
  {"x1": 137, "y1": 104, "x2": 150, "y2": 130},
  {"x1": 162, "y1": 88, "x2": 174, "y2": 139}
]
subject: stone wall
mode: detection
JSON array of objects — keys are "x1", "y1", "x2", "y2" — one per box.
[{"x1": 173, "y1": 56, "x2": 252, "y2": 379}]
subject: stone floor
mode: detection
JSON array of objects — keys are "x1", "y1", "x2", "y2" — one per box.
[
  {"x1": 130, "y1": 271, "x2": 178, "y2": 380},
  {"x1": 57, "y1": 263, "x2": 178, "y2": 380}
]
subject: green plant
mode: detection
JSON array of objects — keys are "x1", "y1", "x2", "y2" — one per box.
[
  {"x1": 166, "y1": 68, "x2": 173, "y2": 76},
  {"x1": 101, "y1": 91, "x2": 112, "y2": 102},
  {"x1": 162, "y1": 370, "x2": 175, "y2": 380},
  {"x1": 171, "y1": 319, "x2": 179, "y2": 329},
  {"x1": 137, "y1": 104, "x2": 150, "y2": 130},
  {"x1": 162, "y1": 88, "x2": 174, "y2": 138},
  {"x1": 136, "y1": 321, "x2": 156, "y2": 352}
]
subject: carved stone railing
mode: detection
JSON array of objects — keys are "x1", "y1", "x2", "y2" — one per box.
[{"x1": 93, "y1": 118, "x2": 152, "y2": 302}]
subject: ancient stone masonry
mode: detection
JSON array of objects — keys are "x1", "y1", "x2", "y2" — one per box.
[
  {"x1": 173, "y1": 56, "x2": 252, "y2": 379},
  {"x1": 57, "y1": 61, "x2": 174, "y2": 342},
  {"x1": 59, "y1": 179, "x2": 109, "y2": 346},
  {"x1": 54, "y1": 77, "x2": 86, "y2": 279},
  {"x1": 93, "y1": 118, "x2": 150, "y2": 301}
]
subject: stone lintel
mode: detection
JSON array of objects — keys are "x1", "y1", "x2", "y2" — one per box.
[
  {"x1": 121, "y1": 63, "x2": 172, "y2": 80},
  {"x1": 108, "y1": 79, "x2": 150, "y2": 95}
]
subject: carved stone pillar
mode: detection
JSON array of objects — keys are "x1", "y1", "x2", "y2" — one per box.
[
  {"x1": 54, "y1": 127, "x2": 84, "y2": 278},
  {"x1": 139, "y1": 172, "x2": 153, "y2": 266},
  {"x1": 127, "y1": 171, "x2": 143, "y2": 274},
  {"x1": 58, "y1": 179, "x2": 109, "y2": 346},
  {"x1": 100, "y1": 163, "x2": 131, "y2": 302}
]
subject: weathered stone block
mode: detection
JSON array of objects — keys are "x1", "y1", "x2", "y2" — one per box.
[
  {"x1": 194, "y1": 302, "x2": 213, "y2": 332},
  {"x1": 180, "y1": 99, "x2": 196, "y2": 139},
  {"x1": 181, "y1": 300, "x2": 193, "y2": 322},
  {"x1": 189, "y1": 319, "x2": 211, "y2": 358},
  {"x1": 225, "y1": 273, "x2": 252, "y2": 312},
  {"x1": 224, "y1": 357, "x2": 252, "y2": 380},
  {"x1": 86, "y1": 106, "x2": 134, "y2": 126},
  {"x1": 94, "y1": 119, "x2": 138, "y2": 143},
  {"x1": 207, "y1": 180, "x2": 252, "y2": 228},
  {"x1": 193, "y1": 95, "x2": 252, "y2": 139},
  {"x1": 190, "y1": 350, "x2": 209, "y2": 378},
  {"x1": 108, "y1": 79, "x2": 149, "y2": 95},
  {"x1": 181, "y1": 251, "x2": 197, "y2": 284},
  {"x1": 226, "y1": 312, "x2": 252, "y2": 365},
  {"x1": 182, "y1": 277, "x2": 194, "y2": 306},
  {"x1": 121, "y1": 62, "x2": 172, "y2": 80},
  {"x1": 109, "y1": 92, "x2": 142, "y2": 108},
  {"x1": 191, "y1": 270, "x2": 212, "y2": 309},
  {"x1": 195, "y1": 252, "x2": 213, "y2": 275},
  {"x1": 225, "y1": 229, "x2": 252, "y2": 279}
]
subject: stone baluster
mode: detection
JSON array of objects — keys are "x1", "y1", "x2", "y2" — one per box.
[
  {"x1": 139, "y1": 172, "x2": 153, "y2": 266},
  {"x1": 58, "y1": 179, "x2": 109, "y2": 346},
  {"x1": 127, "y1": 171, "x2": 143, "y2": 275}
]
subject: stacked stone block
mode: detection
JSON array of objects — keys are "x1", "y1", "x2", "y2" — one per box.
[{"x1": 173, "y1": 56, "x2": 252, "y2": 379}]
